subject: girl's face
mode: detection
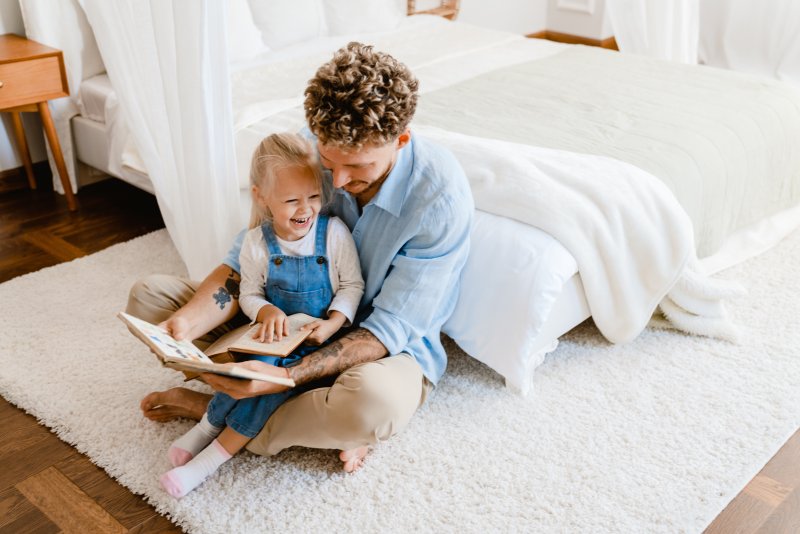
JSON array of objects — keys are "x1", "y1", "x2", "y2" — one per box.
[{"x1": 257, "y1": 165, "x2": 322, "y2": 241}]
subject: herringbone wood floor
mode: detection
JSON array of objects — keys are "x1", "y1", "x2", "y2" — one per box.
[
  {"x1": 0, "y1": 166, "x2": 179, "y2": 533},
  {"x1": 0, "y1": 166, "x2": 797, "y2": 533}
]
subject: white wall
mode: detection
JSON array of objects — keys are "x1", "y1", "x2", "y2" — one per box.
[
  {"x1": 0, "y1": 0, "x2": 47, "y2": 173},
  {"x1": 546, "y1": 0, "x2": 613, "y2": 40},
  {"x1": 458, "y1": 0, "x2": 548, "y2": 35}
]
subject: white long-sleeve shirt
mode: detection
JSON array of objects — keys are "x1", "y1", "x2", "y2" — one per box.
[{"x1": 238, "y1": 216, "x2": 364, "y2": 324}]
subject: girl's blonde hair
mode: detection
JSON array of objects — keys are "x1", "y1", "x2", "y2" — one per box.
[{"x1": 248, "y1": 133, "x2": 326, "y2": 229}]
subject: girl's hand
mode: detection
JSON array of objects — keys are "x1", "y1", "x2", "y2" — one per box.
[
  {"x1": 254, "y1": 304, "x2": 288, "y2": 343},
  {"x1": 302, "y1": 311, "x2": 346, "y2": 345}
]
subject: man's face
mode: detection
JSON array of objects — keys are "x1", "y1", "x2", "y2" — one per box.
[{"x1": 317, "y1": 132, "x2": 410, "y2": 204}]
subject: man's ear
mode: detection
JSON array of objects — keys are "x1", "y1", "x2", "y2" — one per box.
[{"x1": 396, "y1": 129, "x2": 411, "y2": 149}]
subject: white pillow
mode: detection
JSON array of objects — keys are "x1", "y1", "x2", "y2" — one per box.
[
  {"x1": 227, "y1": 0, "x2": 271, "y2": 63},
  {"x1": 248, "y1": 0, "x2": 326, "y2": 50},
  {"x1": 443, "y1": 210, "x2": 579, "y2": 393},
  {"x1": 322, "y1": 0, "x2": 406, "y2": 35}
]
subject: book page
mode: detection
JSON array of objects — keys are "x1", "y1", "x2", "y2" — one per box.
[
  {"x1": 118, "y1": 312, "x2": 211, "y2": 363},
  {"x1": 118, "y1": 312, "x2": 295, "y2": 386},
  {"x1": 207, "y1": 313, "x2": 318, "y2": 357}
]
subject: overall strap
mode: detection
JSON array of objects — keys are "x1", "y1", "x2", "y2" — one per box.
[
  {"x1": 261, "y1": 223, "x2": 283, "y2": 255},
  {"x1": 314, "y1": 215, "x2": 330, "y2": 258}
]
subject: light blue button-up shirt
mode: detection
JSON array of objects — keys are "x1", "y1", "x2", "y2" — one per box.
[
  {"x1": 224, "y1": 133, "x2": 473, "y2": 384},
  {"x1": 327, "y1": 134, "x2": 473, "y2": 384}
]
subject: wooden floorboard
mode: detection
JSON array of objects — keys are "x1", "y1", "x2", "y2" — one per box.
[
  {"x1": 0, "y1": 168, "x2": 179, "y2": 532},
  {"x1": 0, "y1": 487, "x2": 61, "y2": 534},
  {"x1": 55, "y1": 454, "x2": 160, "y2": 531},
  {"x1": 1, "y1": 165, "x2": 798, "y2": 532},
  {"x1": 16, "y1": 467, "x2": 128, "y2": 534}
]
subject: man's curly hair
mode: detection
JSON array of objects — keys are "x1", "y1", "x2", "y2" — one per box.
[{"x1": 304, "y1": 42, "x2": 419, "y2": 149}]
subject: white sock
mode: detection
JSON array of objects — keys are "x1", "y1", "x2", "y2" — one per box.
[
  {"x1": 160, "y1": 439, "x2": 232, "y2": 498},
  {"x1": 168, "y1": 413, "x2": 222, "y2": 467}
]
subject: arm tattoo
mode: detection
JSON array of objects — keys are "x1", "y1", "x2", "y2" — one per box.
[
  {"x1": 212, "y1": 269, "x2": 241, "y2": 310},
  {"x1": 288, "y1": 328, "x2": 387, "y2": 385},
  {"x1": 225, "y1": 269, "x2": 240, "y2": 299}
]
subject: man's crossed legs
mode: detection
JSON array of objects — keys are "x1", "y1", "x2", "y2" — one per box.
[{"x1": 129, "y1": 274, "x2": 431, "y2": 472}]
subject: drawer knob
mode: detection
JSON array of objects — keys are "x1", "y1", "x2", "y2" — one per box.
[{"x1": 0, "y1": 81, "x2": 4, "y2": 88}]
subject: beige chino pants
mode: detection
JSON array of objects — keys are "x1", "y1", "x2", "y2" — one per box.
[{"x1": 127, "y1": 274, "x2": 432, "y2": 455}]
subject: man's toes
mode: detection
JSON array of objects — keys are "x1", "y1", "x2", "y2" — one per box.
[
  {"x1": 343, "y1": 457, "x2": 364, "y2": 473},
  {"x1": 340, "y1": 446, "x2": 368, "y2": 473}
]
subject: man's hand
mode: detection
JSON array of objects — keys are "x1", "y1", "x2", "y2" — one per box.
[
  {"x1": 159, "y1": 315, "x2": 192, "y2": 341},
  {"x1": 201, "y1": 361, "x2": 291, "y2": 399},
  {"x1": 255, "y1": 304, "x2": 288, "y2": 342}
]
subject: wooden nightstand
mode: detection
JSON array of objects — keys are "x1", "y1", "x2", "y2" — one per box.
[
  {"x1": 0, "y1": 33, "x2": 77, "y2": 211},
  {"x1": 407, "y1": 0, "x2": 461, "y2": 20}
]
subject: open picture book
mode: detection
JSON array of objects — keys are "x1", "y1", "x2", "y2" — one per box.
[{"x1": 117, "y1": 312, "x2": 317, "y2": 386}]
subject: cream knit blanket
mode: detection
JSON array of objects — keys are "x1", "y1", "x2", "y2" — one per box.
[{"x1": 415, "y1": 125, "x2": 744, "y2": 342}]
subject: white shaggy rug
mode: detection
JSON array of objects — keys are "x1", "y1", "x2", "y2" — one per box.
[{"x1": 1, "y1": 228, "x2": 799, "y2": 533}]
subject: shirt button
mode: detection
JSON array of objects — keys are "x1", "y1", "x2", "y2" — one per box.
[{"x1": 274, "y1": 258, "x2": 283, "y2": 265}]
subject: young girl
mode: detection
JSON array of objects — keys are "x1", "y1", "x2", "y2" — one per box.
[{"x1": 160, "y1": 133, "x2": 364, "y2": 498}]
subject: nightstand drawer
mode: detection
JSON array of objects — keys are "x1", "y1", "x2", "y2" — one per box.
[{"x1": 0, "y1": 56, "x2": 67, "y2": 108}]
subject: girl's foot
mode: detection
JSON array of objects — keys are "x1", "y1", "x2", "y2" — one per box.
[
  {"x1": 167, "y1": 413, "x2": 222, "y2": 467},
  {"x1": 160, "y1": 439, "x2": 231, "y2": 498},
  {"x1": 339, "y1": 446, "x2": 369, "y2": 473}
]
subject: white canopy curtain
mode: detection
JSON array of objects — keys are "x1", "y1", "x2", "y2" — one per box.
[
  {"x1": 699, "y1": 0, "x2": 800, "y2": 87},
  {"x1": 78, "y1": 0, "x2": 242, "y2": 279},
  {"x1": 605, "y1": 0, "x2": 699, "y2": 64},
  {"x1": 18, "y1": 0, "x2": 106, "y2": 195}
]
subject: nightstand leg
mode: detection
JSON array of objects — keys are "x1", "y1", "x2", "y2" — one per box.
[
  {"x1": 37, "y1": 101, "x2": 77, "y2": 211},
  {"x1": 10, "y1": 111, "x2": 37, "y2": 190}
]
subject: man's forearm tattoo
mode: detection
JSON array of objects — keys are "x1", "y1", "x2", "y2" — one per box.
[
  {"x1": 212, "y1": 269, "x2": 241, "y2": 310},
  {"x1": 288, "y1": 328, "x2": 386, "y2": 385}
]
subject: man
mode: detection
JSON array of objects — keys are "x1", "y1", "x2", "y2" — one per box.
[{"x1": 132, "y1": 42, "x2": 473, "y2": 472}]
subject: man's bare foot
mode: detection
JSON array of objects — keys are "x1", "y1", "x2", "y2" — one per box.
[
  {"x1": 140, "y1": 388, "x2": 212, "y2": 422},
  {"x1": 339, "y1": 446, "x2": 368, "y2": 473}
]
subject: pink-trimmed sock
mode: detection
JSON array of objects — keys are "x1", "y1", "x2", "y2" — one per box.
[
  {"x1": 160, "y1": 439, "x2": 232, "y2": 498},
  {"x1": 168, "y1": 413, "x2": 222, "y2": 467}
]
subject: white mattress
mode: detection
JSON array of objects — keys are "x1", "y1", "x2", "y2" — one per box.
[
  {"x1": 74, "y1": 71, "x2": 137, "y2": 183},
  {"x1": 77, "y1": 73, "x2": 115, "y2": 124}
]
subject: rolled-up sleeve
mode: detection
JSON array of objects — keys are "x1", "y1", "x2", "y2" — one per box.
[{"x1": 361, "y1": 194, "x2": 472, "y2": 355}]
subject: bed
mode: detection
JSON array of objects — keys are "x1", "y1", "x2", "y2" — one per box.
[{"x1": 37, "y1": 1, "x2": 800, "y2": 394}]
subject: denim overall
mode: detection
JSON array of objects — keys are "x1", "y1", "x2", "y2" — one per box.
[{"x1": 207, "y1": 216, "x2": 333, "y2": 438}]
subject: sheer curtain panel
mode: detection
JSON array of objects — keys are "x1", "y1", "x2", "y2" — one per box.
[
  {"x1": 79, "y1": 0, "x2": 241, "y2": 279},
  {"x1": 18, "y1": 0, "x2": 106, "y2": 193},
  {"x1": 699, "y1": 0, "x2": 800, "y2": 86},
  {"x1": 606, "y1": 0, "x2": 699, "y2": 64}
]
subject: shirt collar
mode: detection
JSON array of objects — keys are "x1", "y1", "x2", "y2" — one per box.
[{"x1": 367, "y1": 136, "x2": 414, "y2": 217}]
